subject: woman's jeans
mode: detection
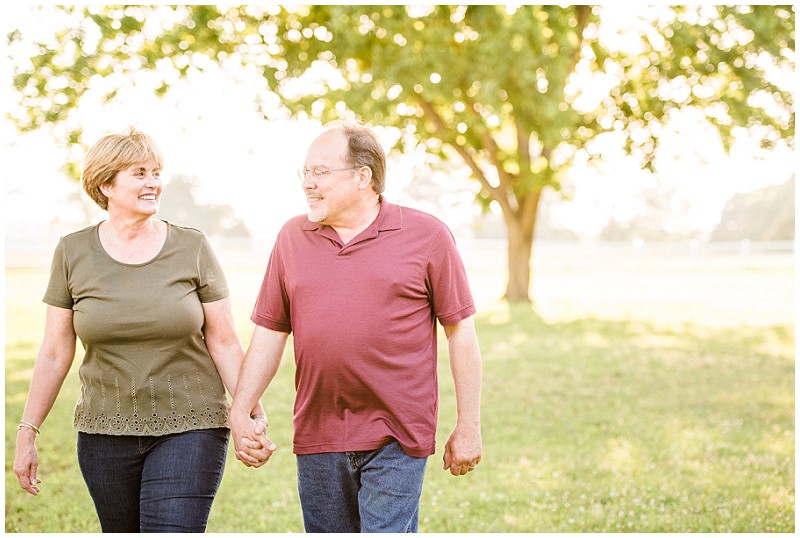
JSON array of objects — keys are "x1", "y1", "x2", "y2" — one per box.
[
  {"x1": 77, "y1": 428, "x2": 229, "y2": 532},
  {"x1": 296, "y1": 440, "x2": 428, "y2": 533}
]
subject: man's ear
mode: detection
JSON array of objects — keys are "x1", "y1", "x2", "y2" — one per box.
[{"x1": 357, "y1": 166, "x2": 373, "y2": 190}]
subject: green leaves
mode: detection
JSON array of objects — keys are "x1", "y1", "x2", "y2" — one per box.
[
  {"x1": 6, "y1": 4, "x2": 794, "y2": 299},
  {"x1": 9, "y1": 5, "x2": 792, "y2": 183}
]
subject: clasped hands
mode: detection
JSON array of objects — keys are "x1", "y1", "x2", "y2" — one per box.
[
  {"x1": 232, "y1": 414, "x2": 483, "y2": 473},
  {"x1": 231, "y1": 414, "x2": 276, "y2": 468}
]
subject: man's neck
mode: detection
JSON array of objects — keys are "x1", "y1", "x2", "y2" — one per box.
[{"x1": 332, "y1": 196, "x2": 382, "y2": 245}]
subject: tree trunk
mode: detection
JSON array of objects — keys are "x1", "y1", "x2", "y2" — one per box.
[{"x1": 503, "y1": 210, "x2": 536, "y2": 303}]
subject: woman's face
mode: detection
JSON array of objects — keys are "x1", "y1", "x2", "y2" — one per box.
[{"x1": 102, "y1": 158, "x2": 163, "y2": 218}]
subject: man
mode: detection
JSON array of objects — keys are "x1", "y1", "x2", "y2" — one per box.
[{"x1": 229, "y1": 122, "x2": 482, "y2": 533}]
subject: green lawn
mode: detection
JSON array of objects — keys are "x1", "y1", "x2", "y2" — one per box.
[{"x1": 4, "y1": 257, "x2": 794, "y2": 532}]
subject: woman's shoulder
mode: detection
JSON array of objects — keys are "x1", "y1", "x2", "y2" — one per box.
[
  {"x1": 163, "y1": 221, "x2": 208, "y2": 241},
  {"x1": 58, "y1": 222, "x2": 100, "y2": 248}
]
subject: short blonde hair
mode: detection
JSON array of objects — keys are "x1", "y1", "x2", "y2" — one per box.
[{"x1": 82, "y1": 127, "x2": 164, "y2": 210}]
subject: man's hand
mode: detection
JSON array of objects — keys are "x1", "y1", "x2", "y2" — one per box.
[
  {"x1": 227, "y1": 326, "x2": 288, "y2": 467},
  {"x1": 229, "y1": 411, "x2": 276, "y2": 468},
  {"x1": 442, "y1": 423, "x2": 482, "y2": 476}
]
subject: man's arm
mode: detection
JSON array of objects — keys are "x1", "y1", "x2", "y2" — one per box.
[
  {"x1": 229, "y1": 325, "x2": 289, "y2": 468},
  {"x1": 442, "y1": 316, "x2": 483, "y2": 476}
]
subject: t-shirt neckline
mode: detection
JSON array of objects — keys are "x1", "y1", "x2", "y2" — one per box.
[{"x1": 94, "y1": 219, "x2": 172, "y2": 267}]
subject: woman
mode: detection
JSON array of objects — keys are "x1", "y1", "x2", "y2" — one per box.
[{"x1": 13, "y1": 127, "x2": 267, "y2": 532}]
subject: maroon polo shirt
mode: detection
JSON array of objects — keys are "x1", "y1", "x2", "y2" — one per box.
[{"x1": 251, "y1": 199, "x2": 476, "y2": 457}]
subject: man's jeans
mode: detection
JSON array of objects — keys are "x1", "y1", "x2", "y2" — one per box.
[
  {"x1": 296, "y1": 440, "x2": 428, "y2": 532},
  {"x1": 77, "y1": 428, "x2": 229, "y2": 532}
]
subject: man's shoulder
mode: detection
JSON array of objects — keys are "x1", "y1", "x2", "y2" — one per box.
[
  {"x1": 273, "y1": 214, "x2": 313, "y2": 243},
  {"x1": 395, "y1": 204, "x2": 447, "y2": 232},
  {"x1": 280, "y1": 213, "x2": 311, "y2": 232}
]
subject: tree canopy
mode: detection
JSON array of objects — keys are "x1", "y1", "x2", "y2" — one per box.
[{"x1": 7, "y1": 4, "x2": 795, "y2": 301}]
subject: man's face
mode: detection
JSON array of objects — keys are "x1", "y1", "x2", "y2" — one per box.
[{"x1": 301, "y1": 130, "x2": 359, "y2": 225}]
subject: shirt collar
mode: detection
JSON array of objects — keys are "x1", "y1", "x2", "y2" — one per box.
[{"x1": 375, "y1": 196, "x2": 402, "y2": 232}]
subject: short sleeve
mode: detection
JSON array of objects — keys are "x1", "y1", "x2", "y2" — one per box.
[
  {"x1": 426, "y1": 224, "x2": 476, "y2": 326},
  {"x1": 251, "y1": 238, "x2": 292, "y2": 333},
  {"x1": 42, "y1": 238, "x2": 74, "y2": 309},
  {"x1": 196, "y1": 234, "x2": 230, "y2": 303}
]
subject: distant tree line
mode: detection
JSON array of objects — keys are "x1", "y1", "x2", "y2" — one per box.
[
  {"x1": 594, "y1": 175, "x2": 794, "y2": 242},
  {"x1": 159, "y1": 170, "x2": 792, "y2": 243},
  {"x1": 711, "y1": 175, "x2": 794, "y2": 242},
  {"x1": 158, "y1": 174, "x2": 250, "y2": 237}
]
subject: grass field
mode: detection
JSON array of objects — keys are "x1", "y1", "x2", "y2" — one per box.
[{"x1": 4, "y1": 240, "x2": 794, "y2": 532}]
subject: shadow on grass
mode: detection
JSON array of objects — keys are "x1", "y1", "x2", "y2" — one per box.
[
  {"x1": 424, "y1": 303, "x2": 795, "y2": 532},
  {"x1": 476, "y1": 302, "x2": 793, "y2": 364}
]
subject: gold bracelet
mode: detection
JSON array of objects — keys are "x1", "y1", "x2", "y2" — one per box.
[{"x1": 19, "y1": 420, "x2": 41, "y2": 435}]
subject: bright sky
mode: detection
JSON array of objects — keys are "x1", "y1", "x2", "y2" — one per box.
[{"x1": 2, "y1": 4, "x2": 795, "y2": 244}]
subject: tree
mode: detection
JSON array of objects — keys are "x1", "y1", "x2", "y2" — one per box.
[
  {"x1": 158, "y1": 174, "x2": 251, "y2": 238},
  {"x1": 7, "y1": 5, "x2": 794, "y2": 301}
]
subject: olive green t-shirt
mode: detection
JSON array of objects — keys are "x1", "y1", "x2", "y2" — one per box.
[{"x1": 43, "y1": 221, "x2": 231, "y2": 436}]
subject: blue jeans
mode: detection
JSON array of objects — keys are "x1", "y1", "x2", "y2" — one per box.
[
  {"x1": 296, "y1": 440, "x2": 428, "y2": 533},
  {"x1": 77, "y1": 428, "x2": 229, "y2": 533}
]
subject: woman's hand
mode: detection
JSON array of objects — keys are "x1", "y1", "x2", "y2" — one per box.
[
  {"x1": 230, "y1": 410, "x2": 276, "y2": 468},
  {"x1": 14, "y1": 428, "x2": 42, "y2": 495},
  {"x1": 14, "y1": 305, "x2": 78, "y2": 496}
]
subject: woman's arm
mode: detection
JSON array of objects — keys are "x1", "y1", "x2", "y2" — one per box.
[
  {"x1": 14, "y1": 305, "x2": 77, "y2": 495},
  {"x1": 201, "y1": 298, "x2": 265, "y2": 420}
]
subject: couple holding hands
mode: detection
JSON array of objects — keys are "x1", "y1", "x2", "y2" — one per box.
[{"x1": 14, "y1": 121, "x2": 482, "y2": 533}]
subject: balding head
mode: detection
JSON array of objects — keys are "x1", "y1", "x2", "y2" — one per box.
[{"x1": 323, "y1": 123, "x2": 386, "y2": 194}]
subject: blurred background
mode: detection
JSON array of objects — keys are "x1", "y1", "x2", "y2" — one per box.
[
  {"x1": 3, "y1": 5, "x2": 794, "y2": 305},
  {"x1": 3, "y1": 4, "x2": 795, "y2": 533}
]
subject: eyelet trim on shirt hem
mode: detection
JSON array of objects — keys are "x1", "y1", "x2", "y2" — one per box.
[{"x1": 74, "y1": 409, "x2": 229, "y2": 436}]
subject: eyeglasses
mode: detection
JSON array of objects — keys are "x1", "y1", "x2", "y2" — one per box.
[{"x1": 297, "y1": 166, "x2": 360, "y2": 181}]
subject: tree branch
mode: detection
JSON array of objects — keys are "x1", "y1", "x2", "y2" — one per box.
[
  {"x1": 573, "y1": 5, "x2": 592, "y2": 60},
  {"x1": 414, "y1": 95, "x2": 508, "y2": 210},
  {"x1": 462, "y1": 96, "x2": 521, "y2": 212},
  {"x1": 515, "y1": 116, "x2": 531, "y2": 178}
]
